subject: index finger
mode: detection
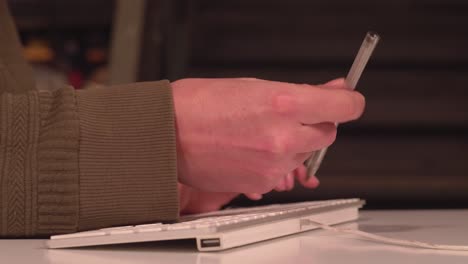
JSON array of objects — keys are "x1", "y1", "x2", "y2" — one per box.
[
  {"x1": 275, "y1": 84, "x2": 366, "y2": 124},
  {"x1": 318, "y1": 78, "x2": 350, "y2": 90}
]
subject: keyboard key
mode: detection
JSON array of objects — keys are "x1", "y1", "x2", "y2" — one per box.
[
  {"x1": 136, "y1": 226, "x2": 163, "y2": 233},
  {"x1": 108, "y1": 229, "x2": 135, "y2": 235},
  {"x1": 194, "y1": 222, "x2": 214, "y2": 228},
  {"x1": 167, "y1": 224, "x2": 192, "y2": 231},
  {"x1": 135, "y1": 223, "x2": 163, "y2": 228},
  {"x1": 100, "y1": 226, "x2": 134, "y2": 231},
  {"x1": 51, "y1": 231, "x2": 107, "y2": 240}
]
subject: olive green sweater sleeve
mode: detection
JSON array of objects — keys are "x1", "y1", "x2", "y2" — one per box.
[
  {"x1": 0, "y1": 83, "x2": 179, "y2": 238},
  {"x1": 0, "y1": 0, "x2": 179, "y2": 237},
  {"x1": 75, "y1": 83, "x2": 179, "y2": 231}
]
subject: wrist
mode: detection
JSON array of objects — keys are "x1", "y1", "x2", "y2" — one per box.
[{"x1": 178, "y1": 183, "x2": 192, "y2": 215}]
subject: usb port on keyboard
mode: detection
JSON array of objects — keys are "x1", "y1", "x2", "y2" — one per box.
[{"x1": 200, "y1": 238, "x2": 221, "y2": 248}]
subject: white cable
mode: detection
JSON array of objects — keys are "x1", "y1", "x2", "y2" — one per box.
[{"x1": 304, "y1": 219, "x2": 468, "y2": 251}]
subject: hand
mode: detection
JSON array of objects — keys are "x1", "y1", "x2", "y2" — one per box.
[
  {"x1": 178, "y1": 183, "x2": 238, "y2": 214},
  {"x1": 172, "y1": 78, "x2": 364, "y2": 196},
  {"x1": 245, "y1": 164, "x2": 320, "y2": 200},
  {"x1": 179, "y1": 166, "x2": 320, "y2": 214}
]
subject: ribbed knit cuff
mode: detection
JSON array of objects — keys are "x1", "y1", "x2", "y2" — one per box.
[
  {"x1": 0, "y1": 87, "x2": 80, "y2": 237},
  {"x1": 76, "y1": 81, "x2": 178, "y2": 230}
]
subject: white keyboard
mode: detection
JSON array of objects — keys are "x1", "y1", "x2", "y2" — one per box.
[{"x1": 48, "y1": 198, "x2": 364, "y2": 251}]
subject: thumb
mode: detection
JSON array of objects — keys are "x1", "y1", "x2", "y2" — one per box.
[
  {"x1": 294, "y1": 165, "x2": 320, "y2": 189},
  {"x1": 319, "y1": 78, "x2": 349, "y2": 90}
]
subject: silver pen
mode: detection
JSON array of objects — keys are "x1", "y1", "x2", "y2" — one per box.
[{"x1": 305, "y1": 32, "x2": 380, "y2": 179}]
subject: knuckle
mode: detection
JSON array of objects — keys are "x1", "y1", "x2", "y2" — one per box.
[
  {"x1": 254, "y1": 183, "x2": 274, "y2": 194},
  {"x1": 239, "y1": 77, "x2": 258, "y2": 81},
  {"x1": 270, "y1": 92, "x2": 297, "y2": 115},
  {"x1": 264, "y1": 165, "x2": 282, "y2": 178},
  {"x1": 265, "y1": 132, "x2": 294, "y2": 154},
  {"x1": 255, "y1": 169, "x2": 283, "y2": 193},
  {"x1": 311, "y1": 123, "x2": 337, "y2": 149}
]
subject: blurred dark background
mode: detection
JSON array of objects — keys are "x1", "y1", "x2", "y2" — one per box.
[{"x1": 8, "y1": 0, "x2": 468, "y2": 209}]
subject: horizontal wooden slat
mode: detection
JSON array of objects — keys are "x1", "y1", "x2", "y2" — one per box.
[
  {"x1": 9, "y1": 0, "x2": 114, "y2": 30},
  {"x1": 254, "y1": 135, "x2": 468, "y2": 208},
  {"x1": 191, "y1": 0, "x2": 468, "y2": 63},
  {"x1": 320, "y1": 136, "x2": 468, "y2": 176},
  {"x1": 191, "y1": 28, "x2": 468, "y2": 63},
  {"x1": 198, "y1": 0, "x2": 468, "y2": 15},
  {"x1": 308, "y1": 136, "x2": 468, "y2": 204}
]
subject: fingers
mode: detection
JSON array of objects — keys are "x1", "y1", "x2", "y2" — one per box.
[
  {"x1": 273, "y1": 177, "x2": 288, "y2": 192},
  {"x1": 274, "y1": 166, "x2": 320, "y2": 193},
  {"x1": 286, "y1": 172, "x2": 295, "y2": 190},
  {"x1": 245, "y1": 193, "x2": 263, "y2": 200},
  {"x1": 265, "y1": 123, "x2": 336, "y2": 159},
  {"x1": 180, "y1": 186, "x2": 240, "y2": 214},
  {"x1": 274, "y1": 172, "x2": 295, "y2": 192},
  {"x1": 294, "y1": 87, "x2": 365, "y2": 124},
  {"x1": 294, "y1": 165, "x2": 320, "y2": 188},
  {"x1": 319, "y1": 78, "x2": 348, "y2": 89},
  {"x1": 293, "y1": 152, "x2": 314, "y2": 165},
  {"x1": 252, "y1": 166, "x2": 320, "y2": 199},
  {"x1": 290, "y1": 123, "x2": 337, "y2": 153},
  {"x1": 271, "y1": 81, "x2": 365, "y2": 125},
  {"x1": 243, "y1": 77, "x2": 363, "y2": 124}
]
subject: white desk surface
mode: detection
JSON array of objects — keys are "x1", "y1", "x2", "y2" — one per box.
[{"x1": 1, "y1": 210, "x2": 468, "y2": 264}]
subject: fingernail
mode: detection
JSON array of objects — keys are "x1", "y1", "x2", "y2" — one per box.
[
  {"x1": 253, "y1": 194, "x2": 263, "y2": 200},
  {"x1": 324, "y1": 78, "x2": 345, "y2": 87},
  {"x1": 287, "y1": 173, "x2": 294, "y2": 190},
  {"x1": 246, "y1": 193, "x2": 263, "y2": 200},
  {"x1": 309, "y1": 176, "x2": 320, "y2": 186}
]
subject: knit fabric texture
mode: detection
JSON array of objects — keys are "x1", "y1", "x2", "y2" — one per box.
[{"x1": 0, "y1": 0, "x2": 179, "y2": 237}]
